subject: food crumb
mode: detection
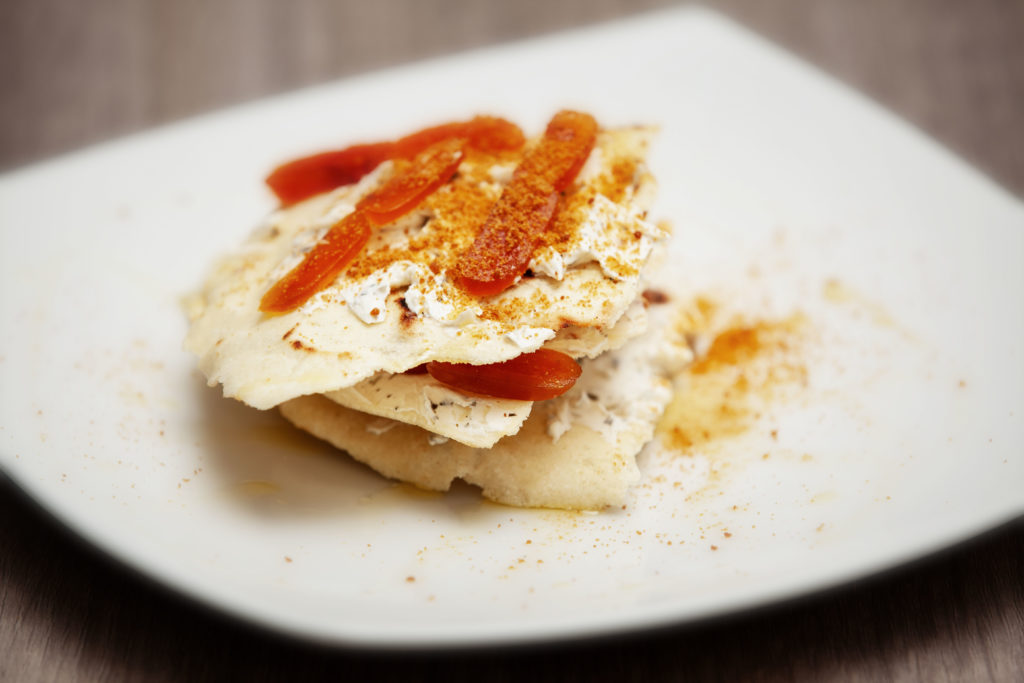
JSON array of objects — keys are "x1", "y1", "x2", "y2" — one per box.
[
  {"x1": 642, "y1": 289, "x2": 670, "y2": 305},
  {"x1": 284, "y1": 556, "x2": 293, "y2": 563},
  {"x1": 406, "y1": 576, "x2": 415, "y2": 583},
  {"x1": 710, "y1": 545, "x2": 718, "y2": 551}
]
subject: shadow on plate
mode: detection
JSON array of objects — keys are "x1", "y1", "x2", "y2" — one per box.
[{"x1": 189, "y1": 372, "x2": 491, "y2": 521}]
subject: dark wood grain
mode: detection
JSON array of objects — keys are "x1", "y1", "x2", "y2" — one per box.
[{"x1": 1, "y1": 1, "x2": 1022, "y2": 681}]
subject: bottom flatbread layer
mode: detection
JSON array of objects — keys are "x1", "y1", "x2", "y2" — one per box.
[
  {"x1": 280, "y1": 395, "x2": 641, "y2": 509},
  {"x1": 278, "y1": 303, "x2": 691, "y2": 509}
]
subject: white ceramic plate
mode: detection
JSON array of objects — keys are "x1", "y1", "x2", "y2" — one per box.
[{"x1": 1, "y1": 8, "x2": 1021, "y2": 648}]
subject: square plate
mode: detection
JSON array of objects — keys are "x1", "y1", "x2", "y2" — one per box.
[{"x1": 1, "y1": 7, "x2": 1021, "y2": 647}]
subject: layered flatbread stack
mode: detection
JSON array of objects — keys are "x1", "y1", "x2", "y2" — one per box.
[{"x1": 185, "y1": 112, "x2": 690, "y2": 509}]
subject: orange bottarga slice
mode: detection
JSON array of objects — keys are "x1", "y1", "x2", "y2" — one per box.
[
  {"x1": 261, "y1": 140, "x2": 465, "y2": 313},
  {"x1": 259, "y1": 211, "x2": 372, "y2": 314},
  {"x1": 358, "y1": 139, "x2": 464, "y2": 225},
  {"x1": 393, "y1": 115, "x2": 525, "y2": 158},
  {"x1": 427, "y1": 349, "x2": 582, "y2": 401},
  {"x1": 521, "y1": 110, "x2": 600, "y2": 191},
  {"x1": 266, "y1": 116, "x2": 524, "y2": 206},
  {"x1": 265, "y1": 143, "x2": 396, "y2": 207},
  {"x1": 457, "y1": 111, "x2": 598, "y2": 297}
]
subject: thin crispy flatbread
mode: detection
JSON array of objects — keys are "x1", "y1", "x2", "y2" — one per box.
[{"x1": 185, "y1": 128, "x2": 663, "y2": 410}]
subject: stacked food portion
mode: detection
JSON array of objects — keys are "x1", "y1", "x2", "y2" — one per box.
[{"x1": 185, "y1": 111, "x2": 690, "y2": 509}]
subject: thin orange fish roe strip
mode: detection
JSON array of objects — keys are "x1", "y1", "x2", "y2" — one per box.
[
  {"x1": 427, "y1": 348, "x2": 582, "y2": 401},
  {"x1": 393, "y1": 116, "x2": 524, "y2": 158},
  {"x1": 358, "y1": 139, "x2": 464, "y2": 225},
  {"x1": 266, "y1": 116, "x2": 524, "y2": 206},
  {"x1": 259, "y1": 211, "x2": 372, "y2": 314},
  {"x1": 456, "y1": 110, "x2": 598, "y2": 297},
  {"x1": 265, "y1": 143, "x2": 396, "y2": 207},
  {"x1": 260, "y1": 140, "x2": 464, "y2": 313}
]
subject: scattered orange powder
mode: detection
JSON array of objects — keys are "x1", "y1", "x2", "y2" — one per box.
[
  {"x1": 337, "y1": 133, "x2": 640, "y2": 329},
  {"x1": 658, "y1": 298, "x2": 808, "y2": 453}
]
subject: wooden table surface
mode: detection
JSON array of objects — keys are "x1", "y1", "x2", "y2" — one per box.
[{"x1": 1, "y1": 1, "x2": 1022, "y2": 680}]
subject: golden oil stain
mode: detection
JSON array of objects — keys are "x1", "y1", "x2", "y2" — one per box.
[
  {"x1": 822, "y1": 278, "x2": 854, "y2": 303},
  {"x1": 234, "y1": 479, "x2": 282, "y2": 498},
  {"x1": 357, "y1": 482, "x2": 448, "y2": 509},
  {"x1": 247, "y1": 421, "x2": 333, "y2": 455},
  {"x1": 675, "y1": 295, "x2": 718, "y2": 337},
  {"x1": 822, "y1": 278, "x2": 906, "y2": 334},
  {"x1": 227, "y1": 479, "x2": 289, "y2": 512},
  {"x1": 658, "y1": 298, "x2": 808, "y2": 454},
  {"x1": 809, "y1": 490, "x2": 838, "y2": 504}
]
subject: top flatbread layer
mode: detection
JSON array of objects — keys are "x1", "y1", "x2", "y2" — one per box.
[{"x1": 184, "y1": 127, "x2": 665, "y2": 409}]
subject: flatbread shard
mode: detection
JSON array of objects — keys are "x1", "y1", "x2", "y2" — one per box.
[
  {"x1": 322, "y1": 297, "x2": 650, "y2": 448},
  {"x1": 184, "y1": 127, "x2": 664, "y2": 410},
  {"x1": 279, "y1": 304, "x2": 691, "y2": 510},
  {"x1": 322, "y1": 373, "x2": 533, "y2": 449}
]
